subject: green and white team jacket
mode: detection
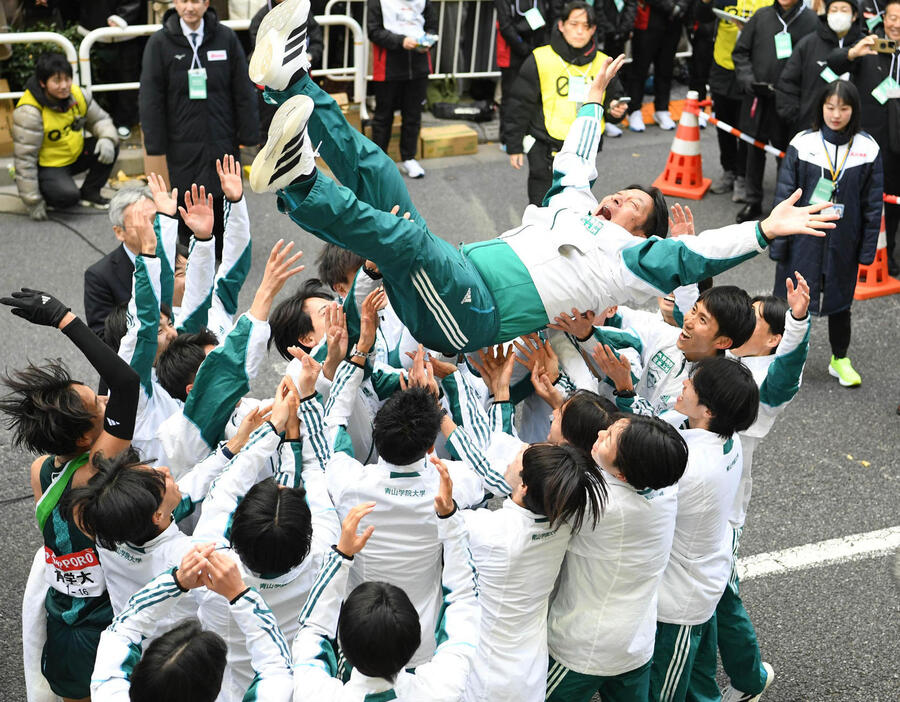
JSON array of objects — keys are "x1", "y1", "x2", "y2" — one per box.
[
  {"x1": 193, "y1": 418, "x2": 340, "y2": 702},
  {"x1": 463, "y1": 103, "x2": 772, "y2": 341},
  {"x1": 90, "y1": 571, "x2": 293, "y2": 702},
  {"x1": 176, "y1": 196, "x2": 252, "y2": 340},
  {"x1": 728, "y1": 310, "x2": 810, "y2": 529},
  {"x1": 291, "y1": 512, "x2": 481, "y2": 702}
]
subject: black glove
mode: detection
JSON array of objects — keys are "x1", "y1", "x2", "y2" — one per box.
[{"x1": 0, "y1": 288, "x2": 70, "y2": 327}]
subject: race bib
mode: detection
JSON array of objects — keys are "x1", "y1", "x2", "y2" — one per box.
[
  {"x1": 569, "y1": 76, "x2": 588, "y2": 103},
  {"x1": 188, "y1": 67, "x2": 207, "y2": 100},
  {"x1": 872, "y1": 76, "x2": 900, "y2": 105},
  {"x1": 524, "y1": 7, "x2": 545, "y2": 30},
  {"x1": 774, "y1": 32, "x2": 792, "y2": 59},
  {"x1": 810, "y1": 176, "x2": 835, "y2": 205},
  {"x1": 45, "y1": 546, "x2": 106, "y2": 598},
  {"x1": 819, "y1": 66, "x2": 839, "y2": 83}
]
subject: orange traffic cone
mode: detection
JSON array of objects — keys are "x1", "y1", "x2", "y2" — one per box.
[
  {"x1": 855, "y1": 212, "x2": 900, "y2": 299},
  {"x1": 652, "y1": 90, "x2": 711, "y2": 200}
]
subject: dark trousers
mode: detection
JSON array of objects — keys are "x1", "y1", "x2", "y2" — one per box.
[
  {"x1": 526, "y1": 138, "x2": 554, "y2": 206},
  {"x1": 882, "y1": 150, "x2": 900, "y2": 271},
  {"x1": 371, "y1": 77, "x2": 428, "y2": 162},
  {"x1": 712, "y1": 92, "x2": 747, "y2": 176},
  {"x1": 687, "y1": 20, "x2": 716, "y2": 100},
  {"x1": 743, "y1": 95, "x2": 791, "y2": 206},
  {"x1": 38, "y1": 136, "x2": 117, "y2": 207},
  {"x1": 91, "y1": 39, "x2": 143, "y2": 128},
  {"x1": 627, "y1": 18, "x2": 682, "y2": 113},
  {"x1": 829, "y1": 308, "x2": 852, "y2": 358},
  {"x1": 499, "y1": 51, "x2": 528, "y2": 146}
]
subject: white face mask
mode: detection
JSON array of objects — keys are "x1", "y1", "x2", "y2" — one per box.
[{"x1": 827, "y1": 11, "x2": 853, "y2": 33}]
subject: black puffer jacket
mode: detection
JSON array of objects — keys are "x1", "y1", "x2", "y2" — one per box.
[
  {"x1": 139, "y1": 7, "x2": 258, "y2": 195},
  {"x1": 78, "y1": 0, "x2": 143, "y2": 29},
  {"x1": 775, "y1": 16, "x2": 863, "y2": 135},
  {"x1": 502, "y1": 25, "x2": 625, "y2": 153},
  {"x1": 495, "y1": 0, "x2": 555, "y2": 59}
]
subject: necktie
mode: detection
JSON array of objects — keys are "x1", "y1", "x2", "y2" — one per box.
[{"x1": 190, "y1": 32, "x2": 198, "y2": 48}]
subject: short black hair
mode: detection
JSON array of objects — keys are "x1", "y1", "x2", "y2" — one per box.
[
  {"x1": 156, "y1": 329, "x2": 219, "y2": 401},
  {"x1": 267, "y1": 279, "x2": 335, "y2": 360},
  {"x1": 560, "y1": 0, "x2": 596, "y2": 25},
  {"x1": 749, "y1": 294, "x2": 789, "y2": 340},
  {"x1": 613, "y1": 415, "x2": 688, "y2": 490},
  {"x1": 520, "y1": 443, "x2": 607, "y2": 531},
  {"x1": 626, "y1": 184, "x2": 669, "y2": 238},
  {"x1": 36, "y1": 52, "x2": 73, "y2": 84},
  {"x1": 105, "y1": 302, "x2": 174, "y2": 353},
  {"x1": 560, "y1": 390, "x2": 616, "y2": 454},
  {"x1": 690, "y1": 357, "x2": 760, "y2": 438},
  {"x1": 813, "y1": 79, "x2": 861, "y2": 135},
  {"x1": 230, "y1": 478, "x2": 313, "y2": 575},
  {"x1": 697, "y1": 285, "x2": 756, "y2": 350},
  {"x1": 316, "y1": 244, "x2": 365, "y2": 292},
  {"x1": 129, "y1": 619, "x2": 227, "y2": 702},
  {"x1": 0, "y1": 361, "x2": 94, "y2": 456},
  {"x1": 63, "y1": 447, "x2": 164, "y2": 551},
  {"x1": 372, "y1": 388, "x2": 442, "y2": 465},
  {"x1": 338, "y1": 581, "x2": 421, "y2": 681}
]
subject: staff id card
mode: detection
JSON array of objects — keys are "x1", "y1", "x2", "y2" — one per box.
[
  {"x1": 569, "y1": 76, "x2": 588, "y2": 103},
  {"x1": 866, "y1": 14, "x2": 883, "y2": 31},
  {"x1": 872, "y1": 76, "x2": 900, "y2": 104},
  {"x1": 524, "y1": 7, "x2": 545, "y2": 30},
  {"x1": 810, "y1": 176, "x2": 835, "y2": 205},
  {"x1": 774, "y1": 32, "x2": 792, "y2": 59},
  {"x1": 819, "y1": 66, "x2": 839, "y2": 83},
  {"x1": 821, "y1": 203, "x2": 845, "y2": 218},
  {"x1": 188, "y1": 67, "x2": 207, "y2": 100}
]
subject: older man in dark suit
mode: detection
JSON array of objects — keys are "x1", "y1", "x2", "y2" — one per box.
[{"x1": 83, "y1": 186, "x2": 155, "y2": 338}]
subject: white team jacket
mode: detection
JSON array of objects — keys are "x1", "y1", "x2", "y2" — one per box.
[
  {"x1": 290, "y1": 511, "x2": 481, "y2": 702},
  {"x1": 547, "y1": 472, "x2": 678, "y2": 678},
  {"x1": 657, "y1": 428, "x2": 743, "y2": 625}
]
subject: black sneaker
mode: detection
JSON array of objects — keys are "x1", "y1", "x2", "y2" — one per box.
[
  {"x1": 80, "y1": 194, "x2": 111, "y2": 210},
  {"x1": 735, "y1": 202, "x2": 762, "y2": 224}
]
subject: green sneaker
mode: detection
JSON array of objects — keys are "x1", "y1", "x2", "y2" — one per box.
[{"x1": 829, "y1": 356, "x2": 861, "y2": 387}]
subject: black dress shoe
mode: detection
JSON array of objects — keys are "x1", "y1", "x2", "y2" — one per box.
[{"x1": 736, "y1": 203, "x2": 762, "y2": 224}]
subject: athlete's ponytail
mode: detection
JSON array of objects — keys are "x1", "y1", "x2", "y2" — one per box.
[{"x1": 521, "y1": 443, "x2": 607, "y2": 532}]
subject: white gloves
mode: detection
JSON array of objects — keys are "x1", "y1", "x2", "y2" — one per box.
[{"x1": 95, "y1": 137, "x2": 116, "y2": 165}]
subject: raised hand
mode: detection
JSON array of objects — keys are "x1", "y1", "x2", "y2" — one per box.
[
  {"x1": 178, "y1": 184, "x2": 214, "y2": 241},
  {"x1": 249, "y1": 240, "x2": 306, "y2": 322},
  {"x1": 288, "y1": 346, "x2": 323, "y2": 397},
  {"x1": 668, "y1": 203, "x2": 695, "y2": 237},
  {"x1": 270, "y1": 376, "x2": 300, "y2": 433},
  {"x1": 430, "y1": 456, "x2": 455, "y2": 517},
  {"x1": 174, "y1": 543, "x2": 216, "y2": 590},
  {"x1": 406, "y1": 344, "x2": 440, "y2": 398},
  {"x1": 786, "y1": 271, "x2": 811, "y2": 319},
  {"x1": 203, "y1": 550, "x2": 247, "y2": 601},
  {"x1": 592, "y1": 344, "x2": 633, "y2": 392},
  {"x1": 216, "y1": 154, "x2": 243, "y2": 202},
  {"x1": 336, "y1": 502, "x2": 376, "y2": 557},
  {"x1": 148, "y1": 172, "x2": 178, "y2": 216},
  {"x1": 0, "y1": 288, "x2": 71, "y2": 328},
  {"x1": 760, "y1": 189, "x2": 838, "y2": 239},
  {"x1": 358, "y1": 287, "x2": 387, "y2": 352},
  {"x1": 513, "y1": 333, "x2": 560, "y2": 384},
  {"x1": 469, "y1": 344, "x2": 516, "y2": 400},
  {"x1": 548, "y1": 308, "x2": 597, "y2": 341},
  {"x1": 587, "y1": 53, "x2": 627, "y2": 104},
  {"x1": 125, "y1": 196, "x2": 158, "y2": 255},
  {"x1": 530, "y1": 361, "x2": 564, "y2": 410},
  {"x1": 226, "y1": 404, "x2": 270, "y2": 455}
]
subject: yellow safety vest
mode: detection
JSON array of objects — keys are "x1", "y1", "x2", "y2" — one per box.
[
  {"x1": 534, "y1": 45, "x2": 608, "y2": 142},
  {"x1": 16, "y1": 85, "x2": 87, "y2": 167},
  {"x1": 712, "y1": 0, "x2": 771, "y2": 70}
]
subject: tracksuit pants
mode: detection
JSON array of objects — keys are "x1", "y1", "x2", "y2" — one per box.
[
  {"x1": 546, "y1": 658, "x2": 651, "y2": 702},
  {"x1": 650, "y1": 619, "x2": 721, "y2": 702}
]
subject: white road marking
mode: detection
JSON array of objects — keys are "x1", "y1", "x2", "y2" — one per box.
[{"x1": 739, "y1": 525, "x2": 900, "y2": 581}]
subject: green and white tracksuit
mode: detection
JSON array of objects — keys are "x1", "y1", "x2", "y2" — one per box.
[
  {"x1": 118, "y1": 252, "x2": 182, "y2": 467},
  {"x1": 100, "y1": 444, "x2": 233, "y2": 616},
  {"x1": 90, "y1": 571, "x2": 293, "y2": 702},
  {"x1": 177, "y1": 196, "x2": 252, "y2": 339},
  {"x1": 316, "y1": 360, "x2": 487, "y2": 666},
  {"x1": 714, "y1": 310, "x2": 810, "y2": 697},
  {"x1": 650, "y1": 429, "x2": 743, "y2": 702},
  {"x1": 156, "y1": 311, "x2": 270, "y2": 477},
  {"x1": 192, "y1": 419, "x2": 340, "y2": 701},
  {"x1": 277, "y1": 95, "x2": 772, "y2": 354},
  {"x1": 545, "y1": 473, "x2": 678, "y2": 702},
  {"x1": 290, "y1": 512, "x2": 481, "y2": 702}
]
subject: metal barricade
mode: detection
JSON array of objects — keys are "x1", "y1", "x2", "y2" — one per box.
[{"x1": 0, "y1": 32, "x2": 80, "y2": 100}]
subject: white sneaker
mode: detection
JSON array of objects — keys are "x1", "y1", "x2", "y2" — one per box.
[
  {"x1": 249, "y1": 0, "x2": 311, "y2": 90},
  {"x1": 628, "y1": 111, "x2": 645, "y2": 132},
  {"x1": 605, "y1": 123, "x2": 623, "y2": 138},
  {"x1": 402, "y1": 159, "x2": 425, "y2": 178},
  {"x1": 654, "y1": 110, "x2": 677, "y2": 130},
  {"x1": 721, "y1": 662, "x2": 775, "y2": 702},
  {"x1": 116, "y1": 125, "x2": 131, "y2": 139},
  {"x1": 250, "y1": 94, "x2": 316, "y2": 192}
]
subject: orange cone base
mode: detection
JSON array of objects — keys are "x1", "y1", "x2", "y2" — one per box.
[
  {"x1": 652, "y1": 155, "x2": 711, "y2": 200},
  {"x1": 854, "y1": 248, "x2": 900, "y2": 300}
]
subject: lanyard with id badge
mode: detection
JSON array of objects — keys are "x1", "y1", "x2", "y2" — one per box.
[
  {"x1": 810, "y1": 134, "x2": 853, "y2": 219},
  {"x1": 188, "y1": 36, "x2": 207, "y2": 100}
]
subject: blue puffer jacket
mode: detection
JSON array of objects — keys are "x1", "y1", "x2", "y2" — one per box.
[{"x1": 769, "y1": 125, "x2": 883, "y2": 316}]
